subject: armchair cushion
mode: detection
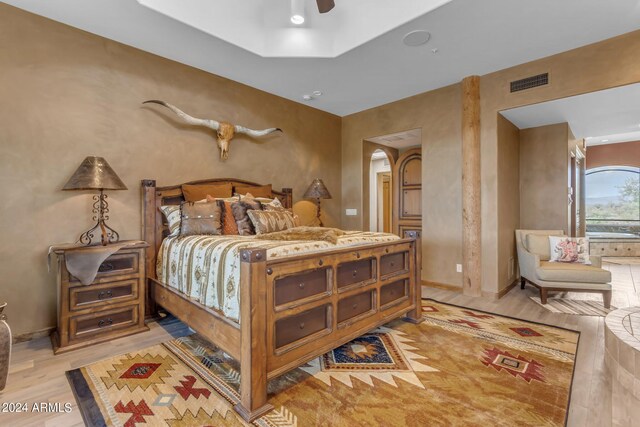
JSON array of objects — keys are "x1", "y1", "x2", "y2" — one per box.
[
  {"x1": 525, "y1": 234, "x2": 555, "y2": 261},
  {"x1": 536, "y1": 261, "x2": 611, "y2": 284}
]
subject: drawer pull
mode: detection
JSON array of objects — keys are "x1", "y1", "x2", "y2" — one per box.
[
  {"x1": 299, "y1": 322, "x2": 305, "y2": 330},
  {"x1": 352, "y1": 270, "x2": 358, "y2": 277},
  {"x1": 98, "y1": 263, "x2": 114, "y2": 273},
  {"x1": 98, "y1": 290, "x2": 113, "y2": 299},
  {"x1": 98, "y1": 318, "x2": 113, "y2": 328},
  {"x1": 298, "y1": 283, "x2": 305, "y2": 289},
  {"x1": 390, "y1": 262, "x2": 395, "y2": 267},
  {"x1": 352, "y1": 303, "x2": 358, "y2": 310}
]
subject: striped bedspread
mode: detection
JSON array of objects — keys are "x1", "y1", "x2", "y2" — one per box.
[{"x1": 157, "y1": 231, "x2": 400, "y2": 323}]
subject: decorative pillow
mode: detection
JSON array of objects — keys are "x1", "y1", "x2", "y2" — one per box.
[
  {"x1": 549, "y1": 236, "x2": 591, "y2": 264},
  {"x1": 231, "y1": 199, "x2": 263, "y2": 235},
  {"x1": 248, "y1": 210, "x2": 297, "y2": 235},
  {"x1": 182, "y1": 183, "x2": 233, "y2": 202},
  {"x1": 235, "y1": 184, "x2": 272, "y2": 198},
  {"x1": 525, "y1": 233, "x2": 559, "y2": 261},
  {"x1": 159, "y1": 205, "x2": 181, "y2": 237},
  {"x1": 180, "y1": 201, "x2": 222, "y2": 236},
  {"x1": 218, "y1": 200, "x2": 240, "y2": 235},
  {"x1": 262, "y1": 197, "x2": 286, "y2": 211}
]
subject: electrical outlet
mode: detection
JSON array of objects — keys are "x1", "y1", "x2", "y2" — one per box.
[
  {"x1": 456, "y1": 264, "x2": 462, "y2": 273},
  {"x1": 346, "y1": 209, "x2": 358, "y2": 216}
]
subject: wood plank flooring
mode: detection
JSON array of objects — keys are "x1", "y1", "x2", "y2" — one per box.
[{"x1": 0, "y1": 262, "x2": 638, "y2": 426}]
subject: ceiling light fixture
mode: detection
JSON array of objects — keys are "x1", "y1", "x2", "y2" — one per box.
[
  {"x1": 312, "y1": 91, "x2": 323, "y2": 97},
  {"x1": 291, "y1": 0, "x2": 305, "y2": 25},
  {"x1": 402, "y1": 30, "x2": 431, "y2": 47}
]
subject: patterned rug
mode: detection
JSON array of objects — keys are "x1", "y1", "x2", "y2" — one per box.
[
  {"x1": 67, "y1": 300, "x2": 579, "y2": 426},
  {"x1": 529, "y1": 296, "x2": 615, "y2": 316}
]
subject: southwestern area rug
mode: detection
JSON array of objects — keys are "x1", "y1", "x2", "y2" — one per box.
[{"x1": 67, "y1": 300, "x2": 579, "y2": 426}]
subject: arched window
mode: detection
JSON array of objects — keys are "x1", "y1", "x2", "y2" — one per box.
[{"x1": 586, "y1": 166, "x2": 640, "y2": 236}]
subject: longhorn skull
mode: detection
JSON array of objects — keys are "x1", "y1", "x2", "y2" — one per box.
[{"x1": 143, "y1": 100, "x2": 282, "y2": 160}]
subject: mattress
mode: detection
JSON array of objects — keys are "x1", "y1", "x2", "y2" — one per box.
[{"x1": 157, "y1": 231, "x2": 400, "y2": 323}]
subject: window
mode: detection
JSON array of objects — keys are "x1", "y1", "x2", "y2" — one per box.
[{"x1": 585, "y1": 166, "x2": 640, "y2": 236}]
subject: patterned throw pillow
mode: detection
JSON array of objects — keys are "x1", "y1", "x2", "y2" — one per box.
[
  {"x1": 262, "y1": 197, "x2": 286, "y2": 211},
  {"x1": 180, "y1": 201, "x2": 222, "y2": 236},
  {"x1": 231, "y1": 199, "x2": 263, "y2": 235},
  {"x1": 247, "y1": 210, "x2": 297, "y2": 234},
  {"x1": 548, "y1": 236, "x2": 591, "y2": 264},
  {"x1": 159, "y1": 205, "x2": 181, "y2": 237}
]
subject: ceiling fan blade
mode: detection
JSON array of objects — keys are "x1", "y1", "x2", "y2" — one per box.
[{"x1": 317, "y1": 0, "x2": 335, "y2": 13}]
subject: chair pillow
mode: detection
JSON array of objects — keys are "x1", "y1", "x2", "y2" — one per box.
[
  {"x1": 525, "y1": 234, "x2": 555, "y2": 261},
  {"x1": 549, "y1": 236, "x2": 591, "y2": 265},
  {"x1": 180, "y1": 201, "x2": 222, "y2": 236}
]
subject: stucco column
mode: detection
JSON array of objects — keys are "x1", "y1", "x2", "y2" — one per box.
[{"x1": 462, "y1": 76, "x2": 482, "y2": 297}]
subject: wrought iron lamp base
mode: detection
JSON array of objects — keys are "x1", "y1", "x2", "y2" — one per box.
[{"x1": 78, "y1": 190, "x2": 120, "y2": 246}]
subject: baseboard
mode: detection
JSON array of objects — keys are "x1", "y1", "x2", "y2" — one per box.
[
  {"x1": 13, "y1": 326, "x2": 55, "y2": 344},
  {"x1": 422, "y1": 280, "x2": 462, "y2": 293},
  {"x1": 481, "y1": 278, "x2": 519, "y2": 300}
]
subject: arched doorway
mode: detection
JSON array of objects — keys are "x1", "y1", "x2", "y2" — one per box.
[{"x1": 369, "y1": 149, "x2": 392, "y2": 232}]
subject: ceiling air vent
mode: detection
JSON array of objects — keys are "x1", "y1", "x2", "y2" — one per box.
[{"x1": 510, "y1": 73, "x2": 549, "y2": 93}]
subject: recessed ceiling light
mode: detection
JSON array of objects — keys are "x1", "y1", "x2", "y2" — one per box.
[
  {"x1": 312, "y1": 91, "x2": 323, "y2": 97},
  {"x1": 291, "y1": 14, "x2": 304, "y2": 25},
  {"x1": 602, "y1": 139, "x2": 609, "y2": 142},
  {"x1": 302, "y1": 94, "x2": 312, "y2": 101},
  {"x1": 402, "y1": 30, "x2": 431, "y2": 47}
]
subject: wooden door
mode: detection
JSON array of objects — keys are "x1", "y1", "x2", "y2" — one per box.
[
  {"x1": 393, "y1": 148, "x2": 422, "y2": 236},
  {"x1": 382, "y1": 175, "x2": 391, "y2": 233}
]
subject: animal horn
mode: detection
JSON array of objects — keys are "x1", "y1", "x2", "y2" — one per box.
[
  {"x1": 234, "y1": 125, "x2": 282, "y2": 138},
  {"x1": 143, "y1": 100, "x2": 220, "y2": 130}
]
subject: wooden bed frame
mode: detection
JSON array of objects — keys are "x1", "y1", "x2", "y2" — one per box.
[{"x1": 141, "y1": 178, "x2": 423, "y2": 421}]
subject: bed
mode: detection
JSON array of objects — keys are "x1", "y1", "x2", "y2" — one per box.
[{"x1": 141, "y1": 178, "x2": 422, "y2": 421}]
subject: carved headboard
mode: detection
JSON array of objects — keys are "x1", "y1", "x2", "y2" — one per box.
[{"x1": 141, "y1": 178, "x2": 292, "y2": 281}]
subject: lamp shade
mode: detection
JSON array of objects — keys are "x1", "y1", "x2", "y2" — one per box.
[
  {"x1": 303, "y1": 178, "x2": 332, "y2": 200},
  {"x1": 62, "y1": 156, "x2": 127, "y2": 191}
]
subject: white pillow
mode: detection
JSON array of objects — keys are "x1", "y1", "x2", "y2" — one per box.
[{"x1": 548, "y1": 236, "x2": 591, "y2": 265}]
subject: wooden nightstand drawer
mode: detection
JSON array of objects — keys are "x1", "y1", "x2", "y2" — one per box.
[
  {"x1": 69, "y1": 279, "x2": 138, "y2": 311},
  {"x1": 52, "y1": 241, "x2": 149, "y2": 354},
  {"x1": 70, "y1": 306, "x2": 138, "y2": 340},
  {"x1": 69, "y1": 252, "x2": 140, "y2": 283}
]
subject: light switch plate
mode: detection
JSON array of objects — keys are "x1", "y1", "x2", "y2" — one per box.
[
  {"x1": 346, "y1": 209, "x2": 358, "y2": 216},
  {"x1": 456, "y1": 264, "x2": 462, "y2": 273}
]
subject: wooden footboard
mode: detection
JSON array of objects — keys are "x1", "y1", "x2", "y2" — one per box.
[{"x1": 141, "y1": 179, "x2": 422, "y2": 422}]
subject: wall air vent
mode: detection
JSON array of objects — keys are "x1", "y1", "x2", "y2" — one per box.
[{"x1": 510, "y1": 73, "x2": 549, "y2": 93}]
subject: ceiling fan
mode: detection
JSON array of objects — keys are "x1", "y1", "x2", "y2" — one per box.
[{"x1": 316, "y1": 0, "x2": 335, "y2": 13}]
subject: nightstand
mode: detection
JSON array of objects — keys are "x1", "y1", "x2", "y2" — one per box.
[{"x1": 51, "y1": 241, "x2": 149, "y2": 354}]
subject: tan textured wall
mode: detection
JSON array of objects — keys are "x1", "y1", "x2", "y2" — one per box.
[
  {"x1": 496, "y1": 115, "x2": 520, "y2": 292},
  {"x1": 587, "y1": 141, "x2": 640, "y2": 169},
  {"x1": 519, "y1": 123, "x2": 569, "y2": 232},
  {"x1": 342, "y1": 85, "x2": 463, "y2": 287},
  {"x1": 0, "y1": 5, "x2": 342, "y2": 336},
  {"x1": 481, "y1": 30, "x2": 640, "y2": 294}
]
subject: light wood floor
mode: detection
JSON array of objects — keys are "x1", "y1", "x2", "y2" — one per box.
[{"x1": 1, "y1": 262, "x2": 638, "y2": 427}]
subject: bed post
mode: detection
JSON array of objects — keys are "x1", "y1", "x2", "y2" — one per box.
[
  {"x1": 234, "y1": 248, "x2": 273, "y2": 422},
  {"x1": 404, "y1": 230, "x2": 424, "y2": 324},
  {"x1": 281, "y1": 187, "x2": 293, "y2": 209},
  {"x1": 141, "y1": 179, "x2": 158, "y2": 316}
]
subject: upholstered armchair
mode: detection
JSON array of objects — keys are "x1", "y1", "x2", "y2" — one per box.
[{"x1": 515, "y1": 230, "x2": 612, "y2": 308}]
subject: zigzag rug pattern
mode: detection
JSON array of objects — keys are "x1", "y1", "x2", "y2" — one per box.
[{"x1": 67, "y1": 299, "x2": 579, "y2": 426}]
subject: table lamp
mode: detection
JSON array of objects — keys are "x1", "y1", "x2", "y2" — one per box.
[
  {"x1": 62, "y1": 156, "x2": 127, "y2": 246},
  {"x1": 303, "y1": 178, "x2": 332, "y2": 227}
]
